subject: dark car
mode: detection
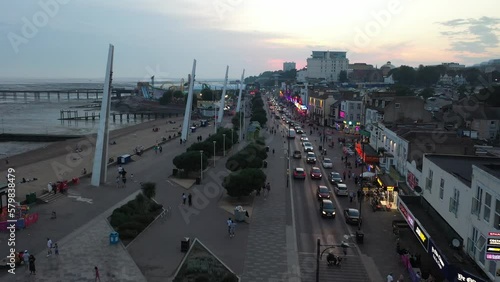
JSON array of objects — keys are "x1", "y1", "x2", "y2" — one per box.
[
  {"x1": 329, "y1": 172, "x2": 343, "y2": 184},
  {"x1": 316, "y1": 185, "x2": 331, "y2": 200},
  {"x1": 306, "y1": 152, "x2": 317, "y2": 164},
  {"x1": 293, "y1": 150, "x2": 302, "y2": 159},
  {"x1": 310, "y1": 167, "x2": 322, "y2": 179},
  {"x1": 344, "y1": 208, "x2": 361, "y2": 225},
  {"x1": 320, "y1": 199, "x2": 336, "y2": 218},
  {"x1": 293, "y1": 167, "x2": 306, "y2": 179}
]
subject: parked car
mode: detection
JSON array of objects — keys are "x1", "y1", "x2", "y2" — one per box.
[
  {"x1": 310, "y1": 167, "x2": 322, "y2": 179},
  {"x1": 293, "y1": 167, "x2": 306, "y2": 179},
  {"x1": 320, "y1": 199, "x2": 336, "y2": 218},
  {"x1": 293, "y1": 150, "x2": 302, "y2": 159},
  {"x1": 306, "y1": 152, "x2": 317, "y2": 164},
  {"x1": 322, "y1": 158, "x2": 333, "y2": 169},
  {"x1": 329, "y1": 172, "x2": 343, "y2": 184},
  {"x1": 344, "y1": 208, "x2": 361, "y2": 225},
  {"x1": 316, "y1": 185, "x2": 331, "y2": 200},
  {"x1": 334, "y1": 183, "x2": 348, "y2": 196}
]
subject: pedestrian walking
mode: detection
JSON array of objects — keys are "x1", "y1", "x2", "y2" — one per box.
[
  {"x1": 46, "y1": 238, "x2": 53, "y2": 256},
  {"x1": 230, "y1": 221, "x2": 236, "y2": 237},
  {"x1": 348, "y1": 170, "x2": 351, "y2": 179},
  {"x1": 343, "y1": 171, "x2": 346, "y2": 180},
  {"x1": 387, "y1": 273, "x2": 394, "y2": 282},
  {"x1": 23, "y1": 250, "x2": 29, "y2": 269},
  {"x1": 122, "y1": 175, "x2": 127, "y2": 187},
  {"x1": 95, "y1": 266, "x2": 101, "y2": 282},
  {"x1": 266, "y1": 182, "x2": 271, "y2": 194},
  {"x1": 154, "y1": 145, "x2": 158, "y2": 154},
  {"x1": 349, "y1": 191, "x2": 354, "y2": 203},
  {"x1": 351, "y1": 172, "x2": 355, "y2": 179},
  {"x1": 188, "y1": 193, "x2": 192, "y2": 206},
  {"x1": 227, "y1": 218, "x2": 233, "y2": 235},
  {"x1": 182, "y1": 193, "x2": 187, "y2": 205},
  {"x1": 159, "y1": 146, "x2": 163, "y2": 153},
  {"x1": 54, "y1": 243, "x2": 59, "y2": 255},
  {"x1": 29, "y1": 254, "x2": 36, "y2": 275}
]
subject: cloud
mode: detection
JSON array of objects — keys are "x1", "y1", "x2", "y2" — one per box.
[{"x1": 438, "y1": 16, "x2": 500, "y2": 53}]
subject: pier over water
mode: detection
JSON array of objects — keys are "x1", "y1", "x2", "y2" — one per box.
[{"x1": 0, "y1": 88, "x2": 133, "y2": 101}]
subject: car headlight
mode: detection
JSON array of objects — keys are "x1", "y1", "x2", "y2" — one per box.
[
  {"x1": 322, "y1": 211, "x2": 326, "y2": 214},
  {"x1": 332, "y1": 211, "x2": 336, "y2": 215},
  {"x1": 318, "y1": 194, "x2": 322, "y2": 197}
]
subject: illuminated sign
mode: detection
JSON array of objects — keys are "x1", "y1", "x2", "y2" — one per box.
[
  {"x1": 487, "y1": 231, "x2": 500, "y2": 260},
  {"x1": 488, "y1": 238, "x2": 500, "y2": 246},
  {"x1": 486, "y1": 253, "x2": 500, "y2": 260},
  {"x1": 430, "y1": 244, "x2": 446, "y2": 270},
  {"x1": 398, "y1": 200, "x2": 415, "y2": 229},
  {"x1": 414, "y1": 222, "x2": 429, "y2": 250},
  {"x1": 489, "y1": 232, "x2": 500, "y2": 237}
]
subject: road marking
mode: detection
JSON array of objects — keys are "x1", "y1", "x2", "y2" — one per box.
[{"x1": 68, "y1": 195, "x2": 93, "y2": 204}]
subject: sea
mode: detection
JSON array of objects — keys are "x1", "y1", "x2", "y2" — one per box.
[{"x1": 0, "y1": 81, "x2": 142, "y2": 159}]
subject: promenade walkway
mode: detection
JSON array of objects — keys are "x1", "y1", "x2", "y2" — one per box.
[{"x1": 1, "y1": 117, "x2": 183, "y2": 201}]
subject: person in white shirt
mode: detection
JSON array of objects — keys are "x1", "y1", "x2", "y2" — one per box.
[
  {"x1": 387, "y1": 273, "x2": 394, "y2": 282},
  {"x1": 46, "y1": 238, "x2": 53, "y2": 256}
]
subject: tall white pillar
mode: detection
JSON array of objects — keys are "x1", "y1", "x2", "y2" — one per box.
[
  {"x1": 181, "y1": 60, "x2": 197, "y2": 141},
  {"x1": 236, "y1": 69, "x2": 245, "y2": 112},
  {"x1": 91, "y1": 44, "x2": 114, "y2": 187},
  {"x1": 217, "y1": 66, "x2": 229, "y2": 124}
]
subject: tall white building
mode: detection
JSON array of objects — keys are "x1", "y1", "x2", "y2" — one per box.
[
  {"x1": 283, "y1": 62, "x2": 296, "y2": 72},
  {"x1": 306, "y1": 51, "x2": 349, "y2": 82}
]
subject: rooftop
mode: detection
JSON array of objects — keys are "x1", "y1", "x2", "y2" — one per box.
[
  {"x1": 425, "y1": 154, "x2": 500, "y2": 185},
  {"x1": 477, "y1": 163, "x2": 500, "y2": 180}
]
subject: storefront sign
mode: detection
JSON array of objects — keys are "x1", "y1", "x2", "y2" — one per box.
[
  {"x1": 428, "y1": 239, "x2": 448, "y2": 272},
  {"x1": 398, "y1": 200, "x2": 415, "y2": 229},
  {"x1": 407, "y1": 171, "x2": 418, "y2": 191},
  {"x1": 487, "y1": 232, "x2": 500, "y2": 260},
  {"x1": 414, "y1": 221, "x2": 429, "y2": 250},
  {"x1": 453, "y1": 269, "x2": 485, "y2": 282}
]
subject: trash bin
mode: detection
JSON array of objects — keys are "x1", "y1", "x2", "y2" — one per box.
[
  {"x1": 195, "y1": 177, "x2": 201, "y2": 185},
  {"x1": 356, "y1": 231, "x2": 364, "y2": 244},
  {"x1": 173, "y1": 168, "x2": 178, "y2": 176},
  {"x1": 181, "y1": 237, "x2": 190, "y2": 252},
  {"x1": 234, "y1": 206, "x2": 246, "y2": 222},
  {"x1": 109, "y1": 232, "x2": 119, "y2": 245},
  {"x1": 263, "y1": 161, "x2": 268, "y2": 168}
]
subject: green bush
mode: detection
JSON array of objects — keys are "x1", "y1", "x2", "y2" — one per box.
[
  {"x1": 131, "y1": 214, "x2": 155, "y2": 224},
  {"x1": 118, "y1": 222, "x2": 146, "y2": 232},
  {"x1": 223, "y1": 168, "x2": 266, "y2": 197},
  {"x1": 119, "y1": 229, "x2": 139, "y2": 240},
  {"x1": 173, "y1": 151, "x2": 208, "y2": 173},
  {"x1": 187, "y1": 141, "x2": 214, "y2": 157},
  {"x1": 149, "y1": 202, "x2": 163, "y2": 212},
  {"x1": 110, "y1": 212, "x2": 130, "y2": 228}
]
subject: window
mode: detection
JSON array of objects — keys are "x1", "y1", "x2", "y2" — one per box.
[
  {"x1": 395, "y1": 103, "x2": 400, "y2": 109},
  {"x1": 439, "y1": 178, "x2": 444, "y2": 199},
  {"x1": 356, "y1": 114, "x2": 361, "y2": 120},
  {"x1": 494, "y1": 199, "x2": 500, "y2": 230},
  {"x1": 484, "y1": 193, "x2": 492, "y2": 222},
  {"x1": 425, "y1": 169, "x2": 433, "y2": 192},
  {"x1": 349, "y1": 103, "x2": 354, "y2": 109},
  {"x1": 489, "y1": 261, "x2": 497, "y2": 278},
  {"x1": 357, "y1": 104, "x2": 361, "y2": 110},
  {"x1": 449, "y1": 188, "x2": 459, "y2": 217},
  {"x1": 472, "y1": 186, "x2": 482, "y2": 218}
]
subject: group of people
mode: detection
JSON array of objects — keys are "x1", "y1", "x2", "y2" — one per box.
[
  {"x1": 182, "y1": 193, "x2": 193, "y2": 206},
  {"x1": 256, "y1": 182, "x2": 271, "y2": 197},
  {"x1": 18, "y1": 250, "x2": 37, "y2": 275}
]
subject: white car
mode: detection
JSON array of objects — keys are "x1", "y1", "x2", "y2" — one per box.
[
  {"x1": 303, "y1": 142, "x2": 314, "y2": 152},
  {"x1": 322, "y1": 158, "x2": 333, "y2": 169},
  {"x1": 301, "y1": 136, "x2": 309, "y2": 142}
]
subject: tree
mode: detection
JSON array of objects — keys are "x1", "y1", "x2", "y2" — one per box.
[
  {"x1": 478, "y1": 85, "x2": 500, "y2": 107},
  {"x1": 250, "y1": 113, "x2": 267, "y2": 127},
  {"x1": 338, "y1": 70, "x2": 348, "y2": 83},
  {"x1": 141, "y1": 182, "x2": 156, "y2": 199},
  {"x1": 173, "y1": 151, "x2": 208, "y2": 173},
  {"x1": 200, "y1": 88, "x2": 214, "y2": 101},
  {"x1": 159, "y1": 90, "x2": 173, "y2": 105},
  {"x1": 390, "y1": 65, "x2": 417, "y2": 85},
  {"x1": 419, "y1": 87, "x2": 435, "y2": 100},
  {"x1": 231, "y1": 113, "x2": 243, "y2": 130},
  {"x1": 173, "y1": 90, "x2": 184, "y2": 98},
  {"x1": 416, "y1": 66, "x2": 441, "y2": 86},
  {"x1": 223, "y1": 168, "x2": 266, "y2": 197},
  {"x1": 187, "y1": 141, "x2": 215, "y2": 157},
  {"x1": 390, "y1": 84, "x2": 414, "y2": 96}
]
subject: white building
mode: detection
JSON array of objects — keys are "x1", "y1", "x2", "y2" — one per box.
[
  {"x1": 306, "y1": 51, "x2": 349, "y2": 82},
  {"x1": 283, "y1": 62, "x2": 296, "y2": 72},
  {"x1": 296, "y1": 69, "x2": 307, "y2": 83},
  {"x1": 409, "y1": 155, "x2": 500, "y2": 282},
  {"x1": 340, "y1": 99, "x2": 363, "y2": 132}
]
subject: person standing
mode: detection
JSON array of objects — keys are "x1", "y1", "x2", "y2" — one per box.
[
  {"x1": 47, "y1": 238, "x2": 53, "y2": 256},
  {"x1": 23, "y1": 250, "x2": 30, "y2": 269},
  {"x1": 349, "y1": 191, "x2": 354, "y2": 203},
  {"x1": 159, "y1": 146, "x2": 163, "y2": 153},
  {"x1": 29, "y1": 254, "x2": 36, "y2": 275},
  {"x1": 343, "y1": 171, "x2": 346, "y2": 180},
  {"x1": 188, "y1": 193, "x2": 192, "y2": 206},
  {"x1": 387, "y1": 273, "x2": 394, "y2": 282},
  {"x1": 54, "y1": 243, "x2": 59, "y2": 255},
  {"x1": 226, "y1": 218, "x2": 233, "y2": 235},
  {"x1": 230, "y1": 221, "x2": 236, "y2": 237},
  {"x1": 182, "y1": 193, "x2": 187, "y2": 205},
  {"x1": 95, "y1": 266, "x2": 101, "y2": 282}
]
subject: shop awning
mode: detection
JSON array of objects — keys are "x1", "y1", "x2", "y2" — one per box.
[
  {"x1": 355, "y1": 143, "x2": 379, "y2": 164},
  {"x1": 359, "y1": 129, "x2": 371, "y2": 137}
]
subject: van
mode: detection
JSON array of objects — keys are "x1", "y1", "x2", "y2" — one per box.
[
  {"x1": 288, "y1": 129, "x2": 296, "y2": 139},
  {"x1": 334, "y1": 183, "x2": 348, "y2": 196}
]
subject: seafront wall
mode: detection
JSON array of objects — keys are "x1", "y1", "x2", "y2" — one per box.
[
  {"x1": 0, "y1": 133, "x2": 81, "y2": 142},
  {"x1": 0, "y1": 117, "x2": 184, "y2": 201}
]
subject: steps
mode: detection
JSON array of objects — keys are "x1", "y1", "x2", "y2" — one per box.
[{"x1": 37, "y1": 192, "x2": 66, "y2": 204}]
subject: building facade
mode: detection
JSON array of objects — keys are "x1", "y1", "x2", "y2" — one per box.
[
  {"x1": 283, "y1": 62, "x2": 296, "y2": 72},
  {"x1": 340, "y1": 99, "x2": 363, "y2": 133},
  {"x1": 306, "y1": 51, "x2": 349, "y2": 82}
]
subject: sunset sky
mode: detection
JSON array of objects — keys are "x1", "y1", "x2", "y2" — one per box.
[{"x1": 0, "y1": 0, "x2": 499, "y2": 81}]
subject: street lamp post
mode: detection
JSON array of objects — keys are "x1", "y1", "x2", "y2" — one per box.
[
  {"x1": 213, "y1": 141, "x2": 216, "y2": 167},
  {"x1": 223, "y1": 134, "x2": 226, "y2": 156},
  {"x1": 200, "y1": 150, "x2": 203, "y2": 181}
]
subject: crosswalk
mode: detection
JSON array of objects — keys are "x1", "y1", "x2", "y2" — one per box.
[{"x1": 298, "y1": 252, "x2": 371, "y2": 282}]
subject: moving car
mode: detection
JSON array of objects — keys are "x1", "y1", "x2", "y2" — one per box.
[
  {"x1": 316, "y1": 185, "x2": 331, "y2": 200},
  {"x1": 293, "y1": 167, "x2": 306, "y2": 179},
  {"x1": 329, "y1": 172, "x2": 343, "y2": 184},
  {"x1": 287, "y1": 129, "x2": 296, "y2": 138},
  {"x1": 334, "y1": 183, "x2": 348, "y2": 196},
  {"x1": 322, "y1": 158, "x2": 333, "y2": 169},
  {"x1": 303, "y1": 142, "x2": 314, "y2": 152},
  {"x1": 306, "y1": 152, "x2": 317, "y2": 164},
  {"x1": 293, "y1": 150, "x2": 302, "y2": 159},
  {"x1": 310, "y1": 167, "x2": 322, "y2": 179},
  {"x1": 300, "y1": 136, "x2": 309, "y2": 143},
  {"x1": 320, "y1": 199, "x2": 336, "y2": 218},
  {"x1": 344, "y1": 208, "x2": 361, "y2": 225},
  {"x1": 295, "y1": 127, "x2": 304, "y2": 134}
]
